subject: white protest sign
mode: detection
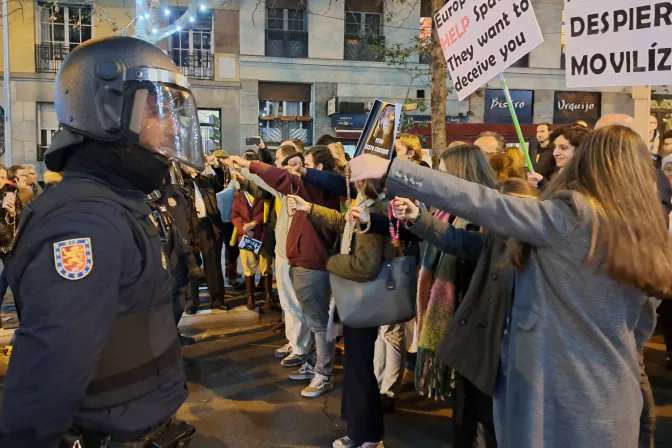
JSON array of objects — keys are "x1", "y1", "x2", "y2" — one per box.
[
  {"x1": 565, "y1": 0, "x2": 672, "y2": 88},
  {"x1": 434, "y1": 0, "x2": 544, "y2": 100}
]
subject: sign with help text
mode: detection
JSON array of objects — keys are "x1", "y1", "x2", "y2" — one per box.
[
  {"x1": 434, "y1": 0, "x2": 544, "y2": 100},
  {"x1": 565, "y1": 0, "x2": 672, "y2": 88},
  {"x1": 354, "y1": 100, "x2": 403, "y2": 160}
]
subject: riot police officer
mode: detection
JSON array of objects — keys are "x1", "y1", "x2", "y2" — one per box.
[
  {"x1": 0, "y1": 36, "x2": 200, "y2": 447},
  {"x1": 149, "y1": 163, "x2": 201, "y2": 345}
]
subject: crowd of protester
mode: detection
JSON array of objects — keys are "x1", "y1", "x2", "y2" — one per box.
[{"x1": 1, "y1": 111, "x2": 671, "y2": 448}]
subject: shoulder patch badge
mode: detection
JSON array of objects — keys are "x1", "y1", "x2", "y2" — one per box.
[
  {"x1": 168, "y1": 198, "x2": 177, "y2": 207},
  {"x1": 54, "y1": 238, "x2": 93, "y2": 280}
]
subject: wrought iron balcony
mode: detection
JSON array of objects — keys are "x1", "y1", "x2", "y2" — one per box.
[
  {"x1": 344, "y1": 34, "x2": 384, "y2": 62},
  {"x1": 35, "y1": 44, "x2": 71, "y2": 74},
  {"x1": 265, "y1": 30, "x2": 308, "y2": 58},
  {"x1": 168, "y1": 50, "x2": 215, "y2": 80},
  {"x1": 259, "y1": 117, "x2": 312, "y2": 147}
]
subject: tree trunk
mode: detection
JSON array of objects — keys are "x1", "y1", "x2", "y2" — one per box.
[{"x1": 430, "y1": 0, "x2": 447, "y2": 168}]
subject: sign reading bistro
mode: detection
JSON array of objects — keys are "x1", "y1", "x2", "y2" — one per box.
[{"x1": 553, "y1": 91, "x2": 601, "y2": 124}]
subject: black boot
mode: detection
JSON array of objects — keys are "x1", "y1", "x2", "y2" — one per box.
[{"x1": 245, "y1": 276, "x2": 256, "y2": 311}]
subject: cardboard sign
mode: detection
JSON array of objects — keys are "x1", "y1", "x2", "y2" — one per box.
[
  {"x1": 239, "y1": 235, "x2": 262, "y2": 255},
  {"x1": 565, "y1": 0, "x2": 672, "y2": 88},
  {"x1": 354, "y1": 100, "x2": 403, "y2": 159},
  {"x1": 434, "y1": 0, "x2": 544, "y2": 100}
]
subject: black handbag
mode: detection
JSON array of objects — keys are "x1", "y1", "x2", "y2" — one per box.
[{"x1": 330, "y1": 255, "x2": 417, "y2": 328}]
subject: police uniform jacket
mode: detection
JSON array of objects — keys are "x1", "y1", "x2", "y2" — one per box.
[{"x1": 0, "y1": 173, "x2": 187, "y2": 447}]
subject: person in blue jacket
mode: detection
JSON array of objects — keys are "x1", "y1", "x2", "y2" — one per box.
[{"x1": 0, "y1": 36, "x2": 199, "y2": 447}]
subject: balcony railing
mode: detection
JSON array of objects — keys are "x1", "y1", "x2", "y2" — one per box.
[
  {"x1": 259, "y1": 117, "x2": 312, "y2": 147},
  {"x1": 265, "y1": 30, "x2": 308, "y2": 58},
  {"x1": 35, "y1": 44, "x2": 71, "y2": 74},
  {"x1": 344, "y1": 34, "x2": 384, "y2": 62},
  {"x1": 168, "y1": 50, "x2": 215, "y2": 80}
]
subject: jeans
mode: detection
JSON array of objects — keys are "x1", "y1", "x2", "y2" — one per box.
[
  {"x1": 373, "y1": 324, "x2": 406, "y2": 397},
  {"x1": 277, "y1": 257, "x2": 311, "y2": 356},
  {"x1": 290, "y1": 266, "x2": 334, "y2": 378}
]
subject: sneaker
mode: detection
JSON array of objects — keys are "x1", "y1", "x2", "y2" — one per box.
[
  {"x1": 281, "y1": 352, "x2": 307, "y2": 367},
  {"x1": 301, "y1": 376, "x2": 334, "y2": 397},
  {"x1": 288, "y1": 362, "x2": 315, "y2": 381},
  {"x1": 274, "y1": 343, "x2": 292, "y2": 359},
  {"x1": 333, "y1": 437, "x2": 382, "y2": 448},
  {"x1": 333, "y1": 437, "x2": 356, "y2": 448}
]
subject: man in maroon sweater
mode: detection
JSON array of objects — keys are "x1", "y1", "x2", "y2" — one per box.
[{"x1": 228, "y1": 146, "x2": 340, "y2": 397}]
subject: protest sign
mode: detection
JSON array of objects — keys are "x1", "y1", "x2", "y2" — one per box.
[
  {"x1": 565, "y1": 0, "x2": 672, "y2": 88},
  {"x1": 354, "y1": 100, "x2": 403, "y2": 159},
  {"x1": 433, "y1": 0, "x2": 544, "y2": 101}
]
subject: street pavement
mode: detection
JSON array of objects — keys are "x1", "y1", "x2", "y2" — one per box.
[{"x1": 0, "y1": 287, "x2": 671, "y2": 447}]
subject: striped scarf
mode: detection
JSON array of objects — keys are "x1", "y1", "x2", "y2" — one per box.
[{"x1": 415, "y1": 211, "x2": 468, "y2": 401}]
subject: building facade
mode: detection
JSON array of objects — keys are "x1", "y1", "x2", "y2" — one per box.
[{"x1": 0, "y1": 0, "x2": 659, "y2": 177}]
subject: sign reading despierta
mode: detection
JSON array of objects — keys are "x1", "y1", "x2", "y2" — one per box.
[{"x1": 565, "y1": 0, "x2": 672, "y2": 88}]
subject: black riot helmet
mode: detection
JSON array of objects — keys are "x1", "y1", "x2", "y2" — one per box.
[{"x1": 46, "y1": 36, "x2": 205, "y2": 172}]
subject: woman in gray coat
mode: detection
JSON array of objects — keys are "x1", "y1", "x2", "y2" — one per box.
[{"x1": 348, "y1": 125, "x2": 672, "y2": 448}]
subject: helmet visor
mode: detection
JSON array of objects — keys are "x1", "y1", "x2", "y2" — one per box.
[{"x1": 125, "y1": 82, "x2": 205, "y2": 171}]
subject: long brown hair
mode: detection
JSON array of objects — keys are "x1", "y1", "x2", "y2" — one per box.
[
  {"x1": 440, "y1": 144, "x2": 496, "y2": 188},
  {"x1": 510, "y1": 125, "x2": 672, "y2": 297}
]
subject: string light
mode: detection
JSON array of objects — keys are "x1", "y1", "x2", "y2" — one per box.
[
  {"x1": 164, "y1": 9, "x2": 170, "y2": 16},
  {"x1": 176, "y1": 25, "x2": 182, "y2": 31},
  {"x1": 144, "y1": 13, "x2": 150, "y2": 19},
  {"x1": 199, "y1": 4, "x2": 206, "y2": 11},
  {"x1": 189, "y1": 16, "x2": 195, "y2": 22},
  {"x1": 152, "y1": 28, "x2": 158, "y2": 34}
]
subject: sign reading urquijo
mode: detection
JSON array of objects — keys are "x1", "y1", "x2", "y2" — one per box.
[{"x1": 434, "y1": 0, "x2": 544, "y2": 100}]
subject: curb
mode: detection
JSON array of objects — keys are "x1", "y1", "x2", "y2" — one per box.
[{"x1": 0, "y1": 306, "x2": 282, "y2": 348}]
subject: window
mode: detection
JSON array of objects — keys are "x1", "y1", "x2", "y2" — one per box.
[
  {"x1": 560, "y1": 11, "x2": 566, "y2": 69},
  {"x1": 198, "y1": 109, "x2": 222, "y2": 154},
  {"x1": 345, "y1": 12, "x2": 382, "y2": 37},
  {"x1": 258, "y1": 82, "x2": 312, "y2": 146},
  {"x1": 38, "y1": 2, "x2": 92, "y2": 50},
  {"x1": 344, "y1": 0, "x2": 384, "y2": 61},
  {"x1": 169, "y1": 9, "x2": 214, "y2": 79},
  {"x1": 38, "y1": 129, "x2": 58, "y2": 162},
  {"x1": 265, "y1": 8, "x2": 308, "y2": 58},
  {"x1": 36, "y1": 2, "x2": 92, "y2": 73}
]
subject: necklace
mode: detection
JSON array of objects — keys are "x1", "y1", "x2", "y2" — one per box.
[
  {"x1": 287, "y1": 173, "x2": 301, "y2": 217},
  {"x1": 387, "y1": 201, "x2": 401, "y2": 246},
  {"x1": 344, "y1": 163, "x2": 371, "y2": 254}
]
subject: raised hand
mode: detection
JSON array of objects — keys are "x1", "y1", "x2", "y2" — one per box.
[
  {"x1": 228, "y1": 155, "x2": 250, "y2": 169},
  {"x1": 287, "y1": 194, "x2": 310, "y2": 214},
  {"x1": 527, "y1": 172, "x2": 544, "y2": 188},
  {"x1": 348, "y1": 206, "x2": 369, "y2": 224},
  {"x1": 349, "y1": 154, "x2": 391, "y2": 182},
  {"x1": 392, "y1": 197, "x2": 420, "y2": 222}
]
